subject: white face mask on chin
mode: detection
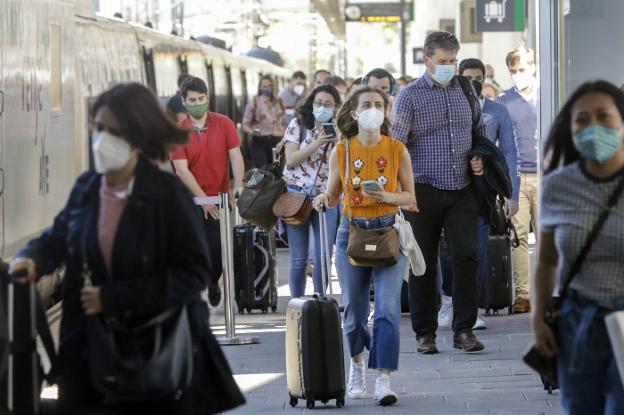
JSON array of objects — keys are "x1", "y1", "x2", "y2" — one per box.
[{"x1": 92, "y1": 130, "x2": 132, "y2": 174}]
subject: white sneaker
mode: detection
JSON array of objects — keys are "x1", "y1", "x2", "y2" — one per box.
[
  {"x1": 374, "y1": 374, "x2": 398, "y2": 406},
  {"x1": 437, "y1": 295, "x2": 453, "y2": 328},
  {"x1": 473, "y1": 314, "x2": 487, "y2": 330},
  {"x1": 347, "y1": 361, "x2": 367, "y2": 399},
  {"x1": 368, "y1": 302, "x2": 375, "y2": 324}
]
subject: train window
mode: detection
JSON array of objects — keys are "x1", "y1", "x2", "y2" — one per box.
[
  {"x1": 206, "y1": 63, "x2": 216, "y2": 112},
  {"x1": 240, "y1": 70, "x2": 248, "y2": 107},
  {"x1": 224, "y1": 66, "x2": 235, "y2": 120},
  {"x1": 50, "y1": 23, "x2": 62, "y2": 111}
]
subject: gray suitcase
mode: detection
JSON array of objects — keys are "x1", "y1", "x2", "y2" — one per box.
[{"x1": 285, "y1": 207, "x2": 345, "y2": 409}]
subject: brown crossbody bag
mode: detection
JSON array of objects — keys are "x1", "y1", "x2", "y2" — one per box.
[{"x1": 343, "y1": 139, "x2": 400, "y2": 267}]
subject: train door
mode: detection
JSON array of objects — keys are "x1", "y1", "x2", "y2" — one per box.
[
  {"x1": 0, "y1": 6, "x2": 5, "y2": 257},
  {"x1": 206, "y1": 62, "x2": 217, "y2": 112}
]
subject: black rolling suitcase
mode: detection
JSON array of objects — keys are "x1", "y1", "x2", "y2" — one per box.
[
  {"x1": 0, "y1": 265, "x2": 58, "y2": 414},
  {"x1": 233, "y1": 223, "x2": 278, "y2": 314},
  {"x1": 479, "y1": 234, "x2": 514, "y2": 315},
  {"x1": 286, "y1": 206, "x2": 345, "y2": 409}
]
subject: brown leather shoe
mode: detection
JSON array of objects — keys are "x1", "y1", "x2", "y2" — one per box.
[
  {"x1": 417, "y1": 334, "x2": 439, "y2": 354},
  {"x1": 513, "y1": 297, "x2": 531, "y2": 313},
  {"x1": 453, "y1": 331, "x2": 485, "y2": 352}
]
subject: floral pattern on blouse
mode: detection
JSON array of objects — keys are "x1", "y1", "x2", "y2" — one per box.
[{"x1": 282, "y1": 118, "x2": 334, "y2": 190}]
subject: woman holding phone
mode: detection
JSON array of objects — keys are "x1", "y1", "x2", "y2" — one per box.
[
  {"x1": 282, "y1": 84, "x2": 342, "y2": 298},
  {"x1": 313, "y1": 87, "x2": 416, "y2": 406}
]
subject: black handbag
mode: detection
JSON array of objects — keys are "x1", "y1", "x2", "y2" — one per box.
[
  {"x1": 523, "y1": 174, "x2": 624, "y2": 391},
  {"x1": 81, "y1": 234, "x2": 193, "y2": 404}
]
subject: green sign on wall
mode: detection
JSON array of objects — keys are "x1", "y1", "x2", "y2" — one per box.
[{"x1": 475, "y1": 0, "x2": 526, "y2": 32}]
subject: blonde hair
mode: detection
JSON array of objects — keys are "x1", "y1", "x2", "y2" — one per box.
[{"x1": 505, "y1": 44, "x2": 535, "y2": 68}]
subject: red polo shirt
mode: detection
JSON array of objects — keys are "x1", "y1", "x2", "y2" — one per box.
[{"x1": 170, "y1": 113, "x2": 241, "y2": 196}]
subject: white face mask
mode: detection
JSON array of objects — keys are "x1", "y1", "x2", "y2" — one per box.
[
  {"x1": 92, "y1": 130, "x2": 132, "y2": 174},
  {"x1": 356, "y1": 108, "x2": 385, "y2": 131},
  {"x1": 293, "y1": 84, "x2": 305, "y2": 96},
  {"x1": 511, "y1": 72, "x2": 535, "y2": 91}
]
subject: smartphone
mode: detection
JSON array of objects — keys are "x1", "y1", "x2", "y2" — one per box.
[
  {"x1": 322, "y1": 123, "x2": 337, "y2": 139},
  {"x1": 361, "y1": 180, "x2": 384, "y2": 192}
]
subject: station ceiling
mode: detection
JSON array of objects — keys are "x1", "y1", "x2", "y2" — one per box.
[{"x1": 312, "y1": 0, "x2": 346, "y2": 37}]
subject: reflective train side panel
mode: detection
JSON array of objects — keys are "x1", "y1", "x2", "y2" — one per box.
[{"x1": 0, "y1": 0, "x2": 289, "y2": 258}]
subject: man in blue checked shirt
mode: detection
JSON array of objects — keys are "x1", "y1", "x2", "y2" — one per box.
[
  {"x1": 437, "y1": 58, "x2": 521, "y2": 331},
  {"x1": 392, "y1": 31, "x2": 487, "y2": 354}
]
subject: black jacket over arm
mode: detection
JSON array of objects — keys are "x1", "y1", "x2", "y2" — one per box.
[{"x1": 17, "y1": 156, "x2": 244, "y2": 414}]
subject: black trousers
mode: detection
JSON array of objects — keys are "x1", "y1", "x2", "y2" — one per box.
[
  {"x1": 403, "y1": 183, "x2": 479, "y2": 336},
  {"x1": 201, "y1": 208, "x2": 222, "y2": 287},
  {"x1": 250, "y1": 136, "x2": 281, "y2": 169}
]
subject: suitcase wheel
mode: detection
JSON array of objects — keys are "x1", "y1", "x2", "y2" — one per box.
[
  {"x1": 271, "y1": 305, "x2": 277, "y2": 312},
  {"x1": 238, "y1": 308, "x2": 244, "y2": 315},
  {"x1": 484, "y1": 308, "x2": 491, "y2": 316},
  {"x1": 262, "y1": 308, "x2": 268, "y2": 314},
  {"x1": 493, "y1": 309, "x2": 499, "y2": 316},
  {"x1": 508, "y1": 306, "x2": 514, "y2": 315},
  {"x1": 336, "y1": 397, "x2": 345, "y2": 408},
  {"x1": 246, "y1": 307, "x2": 252, "y2": 314},
  {"x1": 289, "y1": 396, "x2": 298, "y2": 407},
  {"x1": 321, "y1": 399, "x2": 329, "y2": 404},
  {"x1": 306, "y1": 399, "x2": 315, "y2": 409}
]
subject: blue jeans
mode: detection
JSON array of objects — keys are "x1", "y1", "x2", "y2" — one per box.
[
  {"x1": 557, "y1": 295, "x2": 624, "y2": 415},
  {"x1": 440, "y1": 216, "x2": 489, "y2": 297},
  {"x1": 285, "y1": 187, "x2": 338, "y2": 298},
  {"x1": 335, "y1": 215, "x2": 407, "y2": 371}
]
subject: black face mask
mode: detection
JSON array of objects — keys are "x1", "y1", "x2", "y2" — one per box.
[{"x1": 472, "y1": 79, "x2": 483, "y2": 97}]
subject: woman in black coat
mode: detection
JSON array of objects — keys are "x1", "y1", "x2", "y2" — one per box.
[{"x1": 10, "y1": 83, "x2": 245, "y2": 414}]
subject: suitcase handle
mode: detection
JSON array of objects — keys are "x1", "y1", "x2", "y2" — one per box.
[{"x1": 317, "y1": 204, "x2": 331, "y2": 298}]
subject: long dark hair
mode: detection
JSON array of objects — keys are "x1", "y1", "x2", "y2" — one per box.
[
  {"x1": 544, "y1": 80, "x2": 624, "y2": 174},
  {"x1": 93, "y1": 83, "x2": 189, "y2": 161},
  {"x1": 336, "y1": 87, "x2": 391, "y2": 140},
  {"x1": 296, "y1": 84, "x2": 341, "y2": 130}
]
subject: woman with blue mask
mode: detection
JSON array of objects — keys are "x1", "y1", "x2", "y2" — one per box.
[
  {"x1": 282, "y1": 84, "x2": 342, "y2": 298},
  {"x1": 242, "y1": 75, "x2": 286, "y2": 168},
  {"x1": 533, "y1": 81, "x2": 624, "y2": 414}
]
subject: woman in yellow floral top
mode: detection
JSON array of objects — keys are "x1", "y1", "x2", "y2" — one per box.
[{"x1": 313, "y1": 87, "x2": 416, "y2": 406}]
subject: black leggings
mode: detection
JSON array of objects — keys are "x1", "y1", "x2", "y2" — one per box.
[{"x1": 250, "y1": 136, "x2": 281, "y2": 168}]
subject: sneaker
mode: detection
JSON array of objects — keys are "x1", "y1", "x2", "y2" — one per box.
[
  {"x1": 374, "y1": 374, "x2": 398, "y2": 406},
  {"x1": 437, "y1": 295, "x2": 453, "y2": 328},
  {"x1": 208, "y1": 284, "x2": 222, "y2": 308},
  {"x1": 347, "y1": 361, "x2": 367, "y2": 399},
  {"x1": 473, "y1": 314, "x2": 487, "y2": 330},
  {"x1": 368, "y1": 302, "x2": 375, "y2": 324}
]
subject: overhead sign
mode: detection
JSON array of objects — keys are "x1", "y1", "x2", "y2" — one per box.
[
  {"x1": 475, "y1": 0, "x2": 526, "y2": 32},
  {"x1": 345, "y1": 1, "x2": 414, "y2": 23}
]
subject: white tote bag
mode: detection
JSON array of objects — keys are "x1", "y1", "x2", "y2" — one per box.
[{"x1": 394, "y1": 211, "x2": 426, "y2": 278}]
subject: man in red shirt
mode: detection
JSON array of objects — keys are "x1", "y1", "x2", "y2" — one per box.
[{"x1": 171, "y1": 76, "x2": 245, "y2": 307}]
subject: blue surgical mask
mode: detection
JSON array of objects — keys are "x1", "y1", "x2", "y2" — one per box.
[
  {"x1": 313, "y1": 106, "x2": 333, "y2": 123},
  {"x1": 432, "y1": 64, "x2": 456, "y2": 85},
  {"x1": 573, "y1": 124, "x2": 623, "y2": 164},
  {"x1": 260, "y1": 88, "x2": 272, "y2": 97}
]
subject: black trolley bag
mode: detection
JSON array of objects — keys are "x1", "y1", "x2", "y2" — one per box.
[
  {"x1": 286, "y1": 205, "x2": 345, "y2": 409},
  {"x1": 233, "y1": 223, "x2": 278, "y2": 314},
  {"x1": 0, "y1": 265, "x2": 58, "y2": 415},
  {"x1": 479, "y1": 197, "x2": 520, "y2": 315}
]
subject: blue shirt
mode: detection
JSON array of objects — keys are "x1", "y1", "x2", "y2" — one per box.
[
  {"x1": 496, "y1": 87, "x2": 538, "y2": 173},
  {"x1": 392, "y1": 74, "x2": 489, "y2": 191},
  {"x1": 482, "y1": 98, "x2": 520, "y2": 201}
]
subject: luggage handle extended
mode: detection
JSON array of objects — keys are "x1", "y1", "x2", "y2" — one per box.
[{"x1": 316, "y1": 204, "x2": 332, "y2": 298}]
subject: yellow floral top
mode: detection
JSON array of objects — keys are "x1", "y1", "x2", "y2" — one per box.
[{"x1": 336, "y1": 135, "x2": 405, "y2": 218}]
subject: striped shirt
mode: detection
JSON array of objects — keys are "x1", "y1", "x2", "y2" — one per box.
[
  {"x1": 541, "y1": 162, "x2": 624, "y2": 309},
  {"x1": 391, "y1": 74, "x2": 489, "y2": 191}
]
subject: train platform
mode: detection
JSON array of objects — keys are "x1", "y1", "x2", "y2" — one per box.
[{"x1": 210, "y1": 247, "x2": 561, "y2": 415}]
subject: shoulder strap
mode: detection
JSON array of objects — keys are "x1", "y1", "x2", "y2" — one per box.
[
  {"x1": 559, "y1": 174, "x2": 624, "y2": 300},
  {"x1": 456, "y1": 75, "x2": 480, "y2": 134},
  {"x1": 309, "y1": 143, "x2": 331, "y2": 194},
  {"x1": 344, "y1": 140, "x2": 352, "y2": 220}
]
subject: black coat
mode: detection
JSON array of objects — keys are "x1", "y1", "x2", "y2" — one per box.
[{"x1": 18, "y1": 156, "x2": 245, "y2": 414}]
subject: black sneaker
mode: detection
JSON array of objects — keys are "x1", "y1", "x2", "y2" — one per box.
[{"x1": 208, "y1": 285, "x2": 222, "y2": 307}]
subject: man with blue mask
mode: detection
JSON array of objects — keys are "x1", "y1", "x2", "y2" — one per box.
[
  {"x1": 392, "y1": 31, "x2": 488, "y2": 355},
  {"x1": 496, "y1": 45, "x2": 539, "y2": 314}
]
